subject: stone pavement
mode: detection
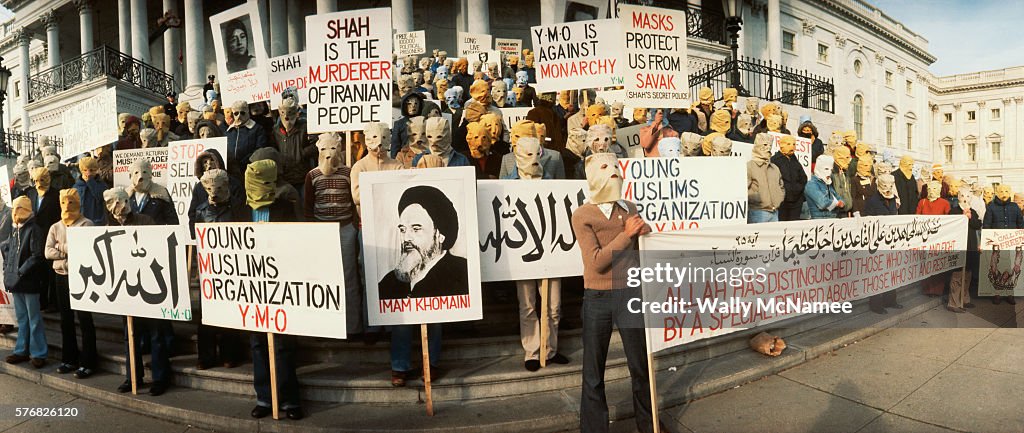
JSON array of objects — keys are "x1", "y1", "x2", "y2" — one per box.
[{"x1": 1, "y1": 300, "x2": 1021, "y2": 433}]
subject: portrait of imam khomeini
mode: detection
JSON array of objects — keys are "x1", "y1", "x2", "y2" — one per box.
[{"x1": 378, "y1": 185, "x2": 470, "y2": 299}]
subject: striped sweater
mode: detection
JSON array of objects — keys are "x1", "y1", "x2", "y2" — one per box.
[{"x1": 303, "y1": 166, "x2": 354, "y2": 224}]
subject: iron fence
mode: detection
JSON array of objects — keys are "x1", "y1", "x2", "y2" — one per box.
[
  {"x1": 28, "y1": 45, "x2": 175, "y2": 102},
  {"x1": 688, "y1": 56, "x2": 835, "y2": 113},
  {"x1": 0, "y1": 130, "x2": 64, "y2": 157}
]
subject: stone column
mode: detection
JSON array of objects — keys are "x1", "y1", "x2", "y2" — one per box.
[
  {"x1": 287, "y1": 1, "x2": 303, "y2": 53},
  {"x1": 392, "y1": 0, "x2": 413, "y2": 33},
  {"x1": 269, "y1": 0, "x2": 287, "y2": 57},
  {"x1": 118, "y1": 0, "x2": 131, "y2": 55},
  {"x1": 163, "y1": 0, "x2": 181, "y2": 81},
  {"x1": 1014, "y1": 97, "x2": 1023, "y2": 161},
  {"x1": 75, "y1": 0, "x2": 96, "y2": 53},
  {"x1": 539, "y1": 0, "x2": 557, "y2": 25},
  {"x1": 977, "y1": 100, "x2": 986, "y2": 163},
  {"x1": 42, "y1": 10, "x2": 60, "y2": 68},
  {"x1": 952, "y1": 103, "x2": 961, "y2": 163},
  {"x1": 316, "y1": 0, "x2": 336, "y2": 14},
  {"x1": 16, "y1": 29, "x2": 31, "y2": 133},
  {"x1": 184, "y1": 0, "x2": 205, "y2": 89},
  {"x1": 131, "y1": 0, "x2": 150, "y2": 63},
  {"x1": 766, "y1": 0, "x2": 780, "y2": 62},
  {"x1": 467, "y1": 0, "x2": 490, "y2": 34}
]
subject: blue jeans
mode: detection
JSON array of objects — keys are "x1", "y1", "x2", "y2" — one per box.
[
  {"x1": 580, "y1": 288, "x2": 653, "y2": 433},
  {"x1": 358, "y1": 229, "x2": 381, "y2": 333},
  {"x1": 390, "y1": 324, "x2": 442, "y2": 372},
  {"x1": 748, "y1": 209, "x2": 779, "y2": 223},
  {"x1": 12, "y1": 292, "x2": 47, "y2": 359},
  {"x1": 339, "y1": 223, "x2": 363, "y2": 334},
  {"x1": 251, "y1": 333, "x2": 301, "y2": 409},
  {"x1": 124, "y1": 318, "x2": 174, "y2": 383}
]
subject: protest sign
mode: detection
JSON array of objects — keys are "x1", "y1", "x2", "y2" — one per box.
[
  {"x1": 767, "y1": 132, "x2": 812, "y2": 178},
  {"x1": 113, "y1": 148, "x2": 169, "y2": 189},
  {"x1": 501, "y1": 107, "x2": 533, "y2": 143},
  {"x1": 166, "y1": 138, "x2": 228, "y2": 230},
  {"x1": 210, "y1": 0, "x2": 271, "y2": 104},
  {"x1": 394, "y1": 30, "x2": 426, "y2": 56},
  {"x1": 473, "y1": 51, "x2": 501, "y2": 72},
  {"x1": 61, "y1": 87, "x2": 119, "y2": 159},
  {"x1": 195, "y1": 223, "x2": 348, "y2": 338},
  {"x1": 306, "y1": 8, "x2": 392, "y2": 133},
  {"x1": 495, "y1": 38, "x2": 522, "y2": 59},
  {"x1": 268, "y1": 52, "x2": 308, "y2": 107},
  {"x1": 0, "y1": 166, "x2": 10, "y2": 207},
  {"x1": 458, "y1": 32, "x2": 492, "y2": 57},
  {"x1": 730, "y1": 140, "x2": 753, "y2": 158},
  {"x1": 530, "y1": 19, "x2": 622, "y2": 92},
  {"x1": 639, "y1": 215, "x2": 968, "y2": 352},
  {"x1": 616, "y1": 124, "x2": 644, "y2": 158},
  {"x1": 68, "y1": 225, "x2": 191, "y2": 321},
  {"x1": 978, "y1": 229, "x2": 1024, "y2": 297},
  {"x1": 361, "y1": 167, "x2": 482, "y2": 326},
  {"x1": 477, "y1": 180, "x2": 588, "y2": 281},
  {"x1": 617, "y1": 157, "x2": 747, "y2": 232},
  {"x1": 620, "y1": 4, "x2": 688, "y2": 107}
]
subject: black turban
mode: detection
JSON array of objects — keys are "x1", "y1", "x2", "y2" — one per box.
[{"x1": 398, "y1": 185, "x2": 459, "y2": 250}]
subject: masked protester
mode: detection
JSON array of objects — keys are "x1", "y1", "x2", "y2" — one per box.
[
  {"x1": 862, "y1": 174, "x2": 904, "y2": 313},
  {"x1": 73, "y1": 157, "x2": 109, "y2": 225},
  {"x1": 983, "y1": 184, "x2": 1024, "y2": 305},
  {"x1": 23, "y1": 167, "x2": 59, "y2": 311},
  {"x1": 128, "y1": 160, "x2": 177, "y2": 225},
  {"x1": 770, "y1": 135, "x2": 807, "y2": 221},
  {"x1": 244, "y1": 159, "x2": 304, "y2": 420},
  {"x1": 271, "y1": 97, "x2": 314, "y2": 190},
  {"x1": 727, "y1": 113, "x2": 755, "y2": 143},
  {"x1": 892, "y1": 155, "x2": 919, "y2": 214},
  {"x1": 851, "y1": 156, "x2": 876, "y2": 215},
  {"x1": 797, "y1": 120, "x2": 824, "y2": 165},
  {"x1": 947, "y1": 187, "x2": 981, "y2": 313},
  {"x1": 117, "y1": 115, "x2": 142, "y2": 150},
  {"x1": 249, "y1": 147, "x2": 304, "y2": 222},
  {"x1": 830, "y1": 147, "x2": 854, "y2": 217},
  {"x1": 638, "y1": 109, "x2": 680, "y2": 157},
  {"x1": 40, "y1": 147, "x2": 74, "y2": 191},
  {"x1": 465, "y1": 120, "x2": 500, "y2": 179},
  {"x1": 392, "y1": 92, "x2": 426, "y2": 160},
  {"x1": 804, "y1": 155, "x2": 844, "y2": 219},
  {"x1": 501, "y1": 120, "x2": 564, "y2": 179},
  {"x1": 302, "y1": 133, "x2": 363, "y2": 337},
  {"x1": 352, "y1": 123, "x2": 403, "y2": 217},
  {"x1": 747, "y1": 133, "x2": 785, "y2": 223},
  {"x1": 188, "y1": 149, "x2": 246, "y2": 238},
  {"x1": 917, "y1": 181, "x2": 951, "y2": 298},
  {"x1": 225, "y1": 100, "x2": 269, "y2": 180},
  {"x1": 656, "y1": 137, "x2": 682, "y2": 158},
  {"x1": 920, "y1": 163, "x2": 945, "y2": 199},
  {"x1": 571, "y1": 152, "x2": 660, "y2": 433},
  {"x1": 2, "y1": 196, "x2": 48, "y2": 369},
  {"x1": 45, "y1": 189, "x2": 97, "y2": 378},
  {"x1": 413, "y1": 117, "x2": 472, "y2": 167}
]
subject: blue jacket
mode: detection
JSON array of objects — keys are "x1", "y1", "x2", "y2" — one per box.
[
  {"x1": 73, "y1": 177, "x2": 110, "y2": 225},
  {"x1": 1, "y1": 217, "x2": 46, "y2": 294},
  {"x1": 983, "y1": 198, "x2": 1024, "y2": 229},
  {"x1": 411, "y1": 150, "x2": 472, "y2": 168},
  {"x1": 225, "y1": 120, "x2": 268, "y2": 178},
  {"x1": 862, "y1": 193, "x2": 897, "y2": 217},
  {"x1": 803, "y1": 176, "x2": 840, "y2": 219}
]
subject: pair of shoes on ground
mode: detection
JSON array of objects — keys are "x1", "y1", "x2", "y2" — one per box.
[
  {"x1": 116, "y1": 379, "x2": 169, "y2": 396},
  {"x1": 251, "y1": 405, "x2": 304, "y2": 420},
  {"x1": 7, "y1": 355, "x2": 46, "y2": 369},
  {"x1": 524, "y1": 353, "x2": 571, "y2": 372},
  {"x1": 391, "y1": 366, "x2": 445, "y2": 387},
  {"x1": 993, "y1": 296, "x2": 1018, "y2": 305}
]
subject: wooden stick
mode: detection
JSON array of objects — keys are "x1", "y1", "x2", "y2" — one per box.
[
  {"x1": 539, "y1": 279, "x2": 549, "y2": 368},
  {"x1": 268, "y1": 333, "x2": 280, "y2": 420},
  {"x1": 644, "y1": 323, "x2": 660, "y2": 433},
  {"x1": 421, "y1": 323, "x2": 434, "y2": 416},
  {"x1": 127, "y1": 316, "x2": 137, "y2": 395},
  {"x1": 345, "y1": 131, "x2": 352, "y2": 167}
]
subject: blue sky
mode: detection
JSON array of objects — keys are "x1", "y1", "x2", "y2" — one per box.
[{"x1": 870, "y1": 0, "x2": 1024, "y2": 76}]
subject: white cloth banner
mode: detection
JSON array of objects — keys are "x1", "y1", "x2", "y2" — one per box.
[
  {"x1": 306, "y1": 7, "x2": 393, "y2": 133},
  {"x1": 61, "y1": 87, "x2": 119, "y2": 159},
  {"x1": 166, "y1": 138, "x2": 228, "y2": 234},
  {"x1": 620, "y1": 5, "x2": 689, "y2": 107},
  {"x1": 458, "y1": 32, "x2": 492, "y2": 57},
  {"x1": 362, "y1": 167, "x2": 482, "y2": 326},
  {"x1": 477, "y1": 180, "x2": 588, "y2": 281},
  {"x1": 393, "y1": 30, "x2": 426, "y2": 56},
  {"x1": 210, "y1": 0, "x2": 272, "y2": 104},
  {"x1": 68, "y1": 225, "x2": 192, "y2": 320},
  {"x1": 268, "y1": 52, "x2": 308, "y2": 107},
  {"x1": 618, "y1": 157, "x2": 747, "y2": 232},
  {"x1": 113, "y1": 148, "x2": 169, "y2": 189},
  {"x1": 196, "y1": 223, "x2": 348, "y2": 338},
  {"x1": 978, "y1": 229, "x2": 1024, "y2": 297},
  {"x1": 641, "y1": 215, "x2": 969, "y2": 352},
  {"x1": 530, "y1": 19, "x2": 623, "y2": 92}
]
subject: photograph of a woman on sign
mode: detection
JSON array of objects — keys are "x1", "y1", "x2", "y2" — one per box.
[{"x1": 222, "y1": 17, "x2": 257, "y2": 73}]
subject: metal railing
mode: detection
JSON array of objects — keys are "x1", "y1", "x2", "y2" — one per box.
[
  {"x1": 28, "y1": 45, "x2": 175, "y2": 102},
  {"x1": 688, "y1": 56, "x2": 836, "y2": 113},
  {"x1": 614, "y1": 0, "x2": 727, "y2": 44},
  {"x1": 0, "y1": 130, "x2": 64, "y2": 157}
]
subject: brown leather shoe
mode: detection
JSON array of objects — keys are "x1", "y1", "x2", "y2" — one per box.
[
  {"x1": 30, "y1": 358, "x2": 46, "y2": 369},
  {"x1": 5, "y1": 354, "x2": 29, "y2": 364},
  {"x1": 391, "y1": 370, "x2": 407, "y2": 387}
]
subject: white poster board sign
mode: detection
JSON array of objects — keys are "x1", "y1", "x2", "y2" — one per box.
[
  {"x1": 114, "y1": 148, "x2": 169, "y2": 189},
  {"x1": 210, "y1": 0, "x2": 272, "y2": 104},
  {"x1": 268, "y1": 52, "x2": 308, "y2": 107},
  {"x1": 501, "y1": 107, "x2": 532, "y2": 143},
  {"x1": 362, "y1": 167, "x2": 482, "y2": 326},
  {"x1": 477, "y1": 180, "x2": 588, "y2": 281},
  {"x1": 393, "y1": 30, "x2": 426, "y2": 56},
  {"x1": 530, "y1": 19, "x2": 623, "y2": 92},
  {"x1": 166, "y1": 138, "x2": 228, "y2": 231},
  {"x1": 618, "y1": 156, "x2": 747, "y2": 232},
  {"x1": 495, "y1": 38, "x2": 523, "y2": 59},
  {"x1": 306, "y1": 7, "x2": 393, "y2": 133},
  {"x1": 68, "y1": 225, "x2": 192, "y2": 321},
  {"x1": 767, "y1": 132, "x2": 813, "y2": 178},
  {"x1": 458, "y1": 32, "x2": 493, "y2": 57},
  {"x1": 978, "y1": 229, "x2": 1024, "y2": 297},
  {"x1": 616, "y1": 124, "x2": 644, "y2": 158},
  {"x1": 196, "y1": 223, "x2": 348, "y2": 337},
  {"x1": 620, "y1": 5, "x2": 688, "y2": 107},
  {"x1": 61, "y1": 87, "x2": 119, "y2": 159}
]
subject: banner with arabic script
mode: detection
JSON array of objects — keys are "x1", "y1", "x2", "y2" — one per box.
[
  {"x1": 477, "y1": 180, "x2": 588, "y2": 282},
  {"x1": 638, "y1": 215, "x2": 968, "y2": 353},
  {"x1": 68, "y1": 226, "x2": 192, "y2": 321}
]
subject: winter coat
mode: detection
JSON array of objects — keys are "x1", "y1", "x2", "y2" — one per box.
[
  {"x1": 1, "y1": 218, "x2": 46, "y2": 293},
  {"x1": 272, "y1": 118, "x2": 316, "y2": 186},
  {"x1": 667, "y1": 110, "x2": 699, "y2": 135},
  {"x1": 225, "y1": 119, "x2": 269, "y2": 180},
  {"x1": 804, "y1": 176, "x2": 841, "y2": 219},
  {"x1": 74, "y1": 177, "x2": 110, "y2": 225},
  {"x1": 412, "y1": 151, "x2": 472, "y2": 168},
  {"x1": 194, "y1": 200, "x2": 249, "y2": 224},
  {"x1": 391, "y1": 92, "x2": 427, "y2": 159},
  {"x1": 862, "y1": 194, "x2": 898, "y2": 217},
  {"x1": 188, "y1": 149, "x2": 246, "y2": 237},
  {"x1": 916, "y1": 198, "x2": 950, "y2": 216},
  {"x1": 770, "y1": 152, "x2": 807, "y2": 206},
  {"x1": 727, "y1": 130, "x2": 754, "y2": 144},
  {"x1": 0, "y1": 204, "x2": 12, "y2": 242},
  {"x1": 851, "y1": 175, "x2": 876, "y2": 214},
  {"x1": 830, "y1": 166, "x2": 854, "y2": 215},
  {"x1": 499, "y1": 149, "x2": 566, "y2": 180},
  {"x1": 45, "y1": 217, "x2": 93, "y2": 275},
  {"x1": 528, "y1": 99, "x2": 564, "y2": 150},
  {"x1": 983, "y1": 198, "x2": 1024, "y2": 229},
  {"x1": 747, "y1": 159, "x2": 785, "y2": 211},
  {"x1": 50, "y1": 166, "x2": 76, "y2": 191},
  {"x1": 810, "y1": 138, "x2": 825, "y2": 166},
  {"x1": 21, "y1": 187, "x2": 60, "y2": 234},
  {"x1": 130, "y1": 184, "x2": 179, "y2": 225},
  {"x1": 892, "y1": 169, "x2": 918, "y2": 215},
  {"x1": 450, "y1": 73, "x2": 474, "y2": 104}
]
